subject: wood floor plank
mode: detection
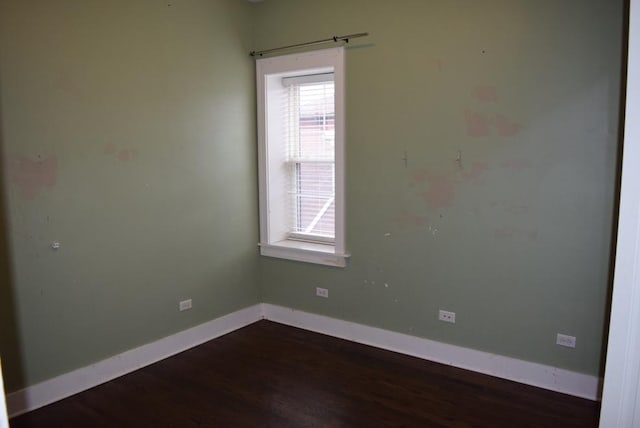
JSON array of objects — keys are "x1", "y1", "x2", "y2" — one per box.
[{"x1": 9, "y1": 320, "x2": 600, "y2": 427}]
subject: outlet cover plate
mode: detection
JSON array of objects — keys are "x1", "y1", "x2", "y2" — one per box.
[
  {"x1": 556, "y1": 333, "x2": 576, "y2": 348},
  {"x1": 316, "y1": 287, "x2": 329, "y2": 298},
  {"x1": 438, "y1": 310, "x2": 456, "y2": 323}
]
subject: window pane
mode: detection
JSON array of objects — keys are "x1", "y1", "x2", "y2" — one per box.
[
  {"x1": 285, "y1": 79, "x2": 336, "y2": 240},
  {"x1": 298, "y1": 83, "x2": 335, "y2": 161},
  {"x1": 294, "y1": 162, "x2": 335, "y2": 237}
]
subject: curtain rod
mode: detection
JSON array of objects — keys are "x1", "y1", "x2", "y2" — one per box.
[{"x1": 250, "y1": 32, "x2": 369, "y2": 57}]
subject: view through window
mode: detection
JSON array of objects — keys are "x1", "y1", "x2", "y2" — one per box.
[{"x1": 285, "y1": 78, "x2": 335, "y2": 241}]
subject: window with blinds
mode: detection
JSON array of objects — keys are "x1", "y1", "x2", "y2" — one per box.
[
  {"x1": 256, "y1": 47, "x2": 347, "y2": 267},
  {"x1": 283, "y1": 74, "x2": 335, "y2": 242}
]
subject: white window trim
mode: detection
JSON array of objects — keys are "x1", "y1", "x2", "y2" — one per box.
[{"x1": 256, "y1": 47, "x2": 349, "y2": 267}]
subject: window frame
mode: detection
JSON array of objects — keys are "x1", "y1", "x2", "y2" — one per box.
[{"x1": 256, "y1": 47, "x2": 348, "y2": 267}]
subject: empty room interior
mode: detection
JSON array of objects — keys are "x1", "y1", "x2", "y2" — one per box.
[{"x1": 0, "y1": 0, "x2": 634, "y2": 426}]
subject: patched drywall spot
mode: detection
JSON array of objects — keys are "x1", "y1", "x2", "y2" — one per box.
[
  {"x1": 472, "y1": 85, "x2": 497, "y2": 102},
  {"x1": 421, "y1": 174, "x2": 454, "y2": 208},
  {"x1": 104, "y1": 144, "x2": 139, "y2": 162},
  {"x1": 390, "y1": 214, "x2": 429, "y2": 227},
  {"x1": 495, "y1": 226, "x2": 538, "y2": 241},
  {"x1": 410, "y1": 168, "x2": 429, "y2": 185},
  {"x1": 464, "y1": 110, "x2": 491, "y2": 137},
  {"x1": 501, "y1": 159, "x2": 532, "y2": 170},
  {"x1": 490, "y1": 201, "x2": 531, "y2": 216},
  {"x1": 117, "y1": 149, "x2": 132, "y2": 162},
  {"x1": 493, "y1": 114, "x2": 523, "y2": 137},
  {"x1": 103, "y1": 143, "x2": 117, "y2": 155},
  {"x1": 117, "y1": 148, "x2": 139, "y2": 161},
  {"x1": 455, "y1": 149, "x2": 463, "y2": 170},
  {"x1": 504, "y1": 204, "x2": 529, "y2": 215},
  {"x1": 8, "y1": 155, "x2": 58, "y2": 200},
  {"x1": 494, "y1": 227, "x2": 515, "y2": 239},
  {"x1": 462, "y1": 161, "x2": 489, "y2": 182},
  {"x1": 464, "y1": 110, "x2": 523, "y2": 138}
]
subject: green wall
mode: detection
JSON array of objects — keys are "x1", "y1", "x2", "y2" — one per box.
[
  {"x1": 0, "y1": 0, "x2": 259, "y2": 392},
  {"x1": 254, "y1": 0, "x2": 623, "y2": 376},
  {"x1": 0, "y1": 0, "x2": 623, "y2": 395}
]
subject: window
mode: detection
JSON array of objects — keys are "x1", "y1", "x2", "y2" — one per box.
[{"x1": 256, "y1": 47, "x2": 348, "y2": 267}]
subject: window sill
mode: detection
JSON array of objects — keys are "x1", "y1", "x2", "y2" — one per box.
[{"x1": 259, "y1": 240, "x2": 350, "y2": 267}]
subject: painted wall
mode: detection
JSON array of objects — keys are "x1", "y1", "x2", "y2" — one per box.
[
  {"x1": 253, "y1": 0, "x2": 623, "y2": 375},
  {"x1": 0, "y1": 0, "x2": 623, "y2": 396},
  {"x1": 0, "y1": 0, "x2": 259, "y2": 392}
]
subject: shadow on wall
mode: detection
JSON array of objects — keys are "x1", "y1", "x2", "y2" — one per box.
[
  {"x1": 599, "y1": 6, "x2": 631, "y2": 382},
  {"x1": 0, "y1": 77, "x2": 25, "y2": 393}
]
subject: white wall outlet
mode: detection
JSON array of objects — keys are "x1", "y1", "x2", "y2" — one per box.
[
  {"x1": 316, "y1": 287, "x2": 329, "y2": 298},
  {"x1": 438, "y1": 310, "x2": 456, "y2": 323},
  {"x1": 179, "y1": 299, "x2": 192, "y2": 311},
  {"x1": 556, "y1": 333, "x2": 576, "y2": 348}
]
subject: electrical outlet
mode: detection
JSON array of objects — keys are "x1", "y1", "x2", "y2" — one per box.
[
  {"x1": 438, "y1": 310, "x2": 456, "y2": 323},
  {"x1": 556, "y1": 333, "x2": 576, "y2": 348},
  {"x1": 179, "y1": 299, "x2": 192, "y2": 311},
  {"x1": 316, "y1": 287, "x2": 329, "y2": 298}
]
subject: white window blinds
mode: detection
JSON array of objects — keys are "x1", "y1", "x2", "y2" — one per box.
[{"x1": 283, "y1": 74, "x2": 335, "y2": 241}]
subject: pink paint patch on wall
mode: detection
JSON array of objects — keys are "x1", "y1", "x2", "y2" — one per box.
[
  {"x1": 462, "y1": 161, "x2": 489, "y2": 182},
  {"x1": 472, "y1": 85, "x2": 497, "y2": 102},
  {"x1": 117, "y1": 150, "x2": 132, "y2": 161},
  {"x1": 464, "y1": 110, "x2": 491, "y2": 137},
  {"x1": 410, "y1": 169, "x2": 430, "y2": 186},
  {"x1": 9, "y1": 155, "x2": 58, "y2": 200},
  {"x1": 493, "y1": 115, "x2": 523, "y2": 137},
  {"x1": 104, "y1": 144, "x2": 139, "y2": 162},
  {"x1": 501, "y1": 159, "x2": 532, "y2": 170},
  {"x1": 420, "y1": 174, "x2": 454, "y2": 209}
]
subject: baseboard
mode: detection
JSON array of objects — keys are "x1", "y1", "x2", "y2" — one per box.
[
  {"x1": 6, "y1": 302, "x2": 602, "y2": 418},
  {"x1": 262, "y1": 304, "x2": 602, "y2": 401},
  {"x1": 6, "y1": 304, "x2": 264, "y2": 418}
]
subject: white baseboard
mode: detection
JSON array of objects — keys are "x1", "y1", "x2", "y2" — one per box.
[
  {"x1": 262, "y1": 304, "x2": 602, "y2": 401},
  {"x1": 6, "y1": 302, "x2": 601, "y2": 418},
  {"x1": 6, "y1": 304, "x2": 264, "y2": 418}
]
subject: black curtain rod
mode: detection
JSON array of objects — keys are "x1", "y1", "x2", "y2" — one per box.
[{"x1": 250, "y1": 32, "x2": 369, "y2": 57}]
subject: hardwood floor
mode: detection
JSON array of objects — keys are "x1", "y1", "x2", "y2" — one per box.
[{"x1": 10, "y1": 320, "x2": 600, "y2": 427}]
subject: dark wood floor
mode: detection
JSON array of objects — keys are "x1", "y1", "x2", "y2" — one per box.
[{"x1": 10, "y1": 320, "x2": 599, "y2": 427}]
